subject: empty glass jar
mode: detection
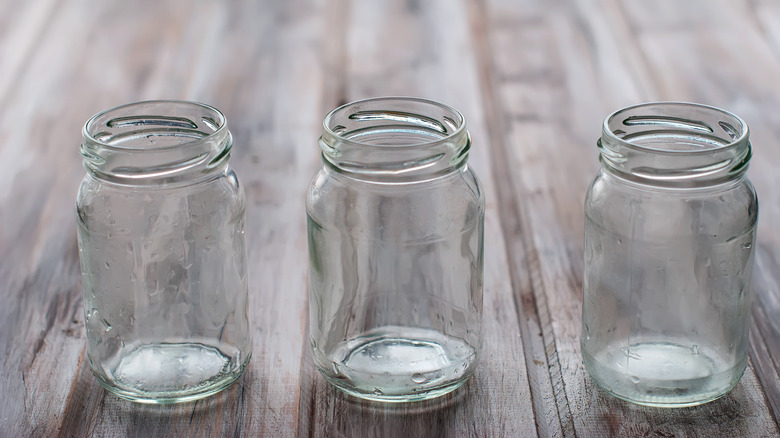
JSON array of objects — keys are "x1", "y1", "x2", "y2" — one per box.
[
  {"x1": 582, "y1": 102, "x2": 758, "y2": 407},
  {"x1": 77, "y1": 100, "x2": 251, "y2": 403},
  {"x1": 307, "y1": 97, "x2": 485, "y2": 402}
]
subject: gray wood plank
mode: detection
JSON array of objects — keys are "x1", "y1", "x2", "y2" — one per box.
[
  {"x1": 625, "y1": 0, "x2": 780, "y2": 425},
  {"x1": 295, "y1": 1, "x2": 538, "y2": 436},
  {"x1": 480, "y1": 0, "x2": 780, "y2": 436},
  {"x1": 749, "y1": 0, "x2": 780, "y2": 63},
  {"x1": 57, "y1": 0, "x2": 326, "y2": 436},
  {"x1": 0, "y1": 1, "x2": 114, "y2": 435}
]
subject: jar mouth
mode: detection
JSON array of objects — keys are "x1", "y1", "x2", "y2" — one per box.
[
  {"x1": 81, "y1": 100, "x2": 232, "y2": 185},
  {"x1": 323, "y1": 96, "x2": 466, "y2": 147},
  {"x1": 83, "y1": 100, "x2": 228, "y2": 151},
  {"x1": 604, "y1": 102, "x2": 748, "y2": 154},
  {"x1": 599, "y1": 102, "x2": 751, "y2": 187},
  {"x1": 320, "y1": 97, "x2": 470, "y2": 182}
]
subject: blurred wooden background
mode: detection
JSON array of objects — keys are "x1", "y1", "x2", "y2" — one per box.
[{"x1": 0, "y1": 0, "x2": 778, "y2": 436}]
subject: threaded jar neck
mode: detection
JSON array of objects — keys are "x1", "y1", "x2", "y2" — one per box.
[
  {"x1": 319, "y1": 97, "x2": 470, "y2": 183},
  {"x1": 81, "y1": 100, "x2": 232, "y2": 186},
  {"x1": 599, "y1": 102, "x2": 751, "y2": 188}
]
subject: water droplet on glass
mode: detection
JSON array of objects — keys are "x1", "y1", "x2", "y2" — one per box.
[
  {"x1": 105, "y1": 261, "x2": 110, "y2": 269},
  {"x1": 372, "y1": 388, "x2": 383, "y2": 395},
  {"x1": 691, "y1": 345, "x2": 699, "y2": 355},
  {"x1": 617, "y1": 238, "x2": 622, "y2": 245},
  {"x1": 742, "y1": 243, "x2": 752, "y2": 249},
  {"x1": 630, "y1": 375, "x2": 640, "y2": 384},
  {"x1": 332, "y1": 363, "x2": 340, "y2": 376},
  {"x1": 412, "y1": 373, "x2": 427, "y2": 384},
  {"x1": 102, "y1": 318, "x2": 112, "y2": 331}
]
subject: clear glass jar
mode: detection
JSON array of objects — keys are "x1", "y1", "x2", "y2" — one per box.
[
  {"x1": 306, "y1": 97, "x2": 485, "y2": 402},
  {"x1": 582, "y1": 102, "x2": 758, "y2": 407},
  {"x1": 77, "y1": 100, "x2": 251, "y2": 403}
]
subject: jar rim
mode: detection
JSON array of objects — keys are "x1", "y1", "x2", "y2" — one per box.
[
  {"x1": 81, "y1": 100, "x2": 232, "y2": 186},
  {"x1": 599, "y1": 102, "x2": 752, "y2": 188},
  {"x1": 319, "y1": 97, "x2": 471, "y2": 183},
  {"x1": 322, "y1": 96, "x2": 467, "y2": 149},
  {"x1": 82, "y1": 99, "x2": 228, "y2": 152},
  {"x1": 603, "y1": 101, "x2": 749, "y2": 156}
]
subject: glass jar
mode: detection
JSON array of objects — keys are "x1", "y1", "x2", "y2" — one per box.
[
  {"x1": 77, "y1": 100, "x2": 251, "y2": 403},
  {"x1": 306, "y1": 97, "x2": 485, "y2": 402},
  {"x1": 582, "y1": 102, "x2": 758, "y2": 407}
]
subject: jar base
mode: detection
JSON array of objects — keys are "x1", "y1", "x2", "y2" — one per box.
[
  {"x1": 583, "y1": 341, "x2": 746, "y2": 407},
  {"x1": 314, "y1": 326, "x2": 477, "y2": 402},
  {"x1": 92, "y1": 341, "x2": 250, "y2": 404}
]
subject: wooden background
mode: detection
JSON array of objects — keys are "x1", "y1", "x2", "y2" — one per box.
[{"x1": 0, "y1": 0, "x2": 778, "y2": 436}]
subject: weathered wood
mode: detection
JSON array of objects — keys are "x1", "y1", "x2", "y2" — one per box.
[
  {"x1": 479, "y1": 0, "x2": 780, "y2": 436},
  {"x1": 0, "y1": 0, "x2": 779, "y2": 436},
  {"x1": 295, "y1": 1, "x2": 537, "y2": 436}
]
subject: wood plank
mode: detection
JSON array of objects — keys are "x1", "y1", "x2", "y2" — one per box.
[
  {"x1": 625, "y1": 0, "x2": 780, "y2": 424},
  {"x1": 0, "y1": 0, "x2": 322, "y2": 435},
  {"x1": 749, "y1": 0, "x2": 780, "y2": 62},
  {"x1": 0, "y1": 0, "x2": 59, "y2": 107},
  {"x1": 0, "y1": 1, "x2": 115, "y2": 435},
  {"x1": 480, "y1": 0, "x2": 780, "y2": 435},
  {"x1": 58, "y1": 0, "x2": 327, "y2": 436},
  {"x1": 467, "y1": 1, "x2": 568, "y2": 436},
  {"x1": 295, "y1": 1, "x2": 538, "y2": 436}
]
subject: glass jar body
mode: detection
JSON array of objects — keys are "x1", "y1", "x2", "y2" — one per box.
[
  {"x1": 77, "y1": 170, "x2": 250, "y2": 403},
  {"x1": 307, "y1": 165, "x2": 484, "y2": 402},
  {"x1": 582, "y1": 171, "x2": 757, "y2": 407},
  {"x1": 76, "y1": 101, "x2": 251, "y2": 404}
]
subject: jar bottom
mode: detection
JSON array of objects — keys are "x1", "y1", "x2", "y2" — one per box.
[
  {"x1": 314, "y1": 325, "x2": 478, "y2": 402},
  {"x1": 582, "y1": 340, "x2": 746, "y2": 407},
  {"x1": 91, "y1": 341, "x2": 250, "y2": 404}
]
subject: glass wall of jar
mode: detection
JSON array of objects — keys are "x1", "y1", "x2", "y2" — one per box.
[
  {"x1": 582, "y1": 102, "x2": 758, "y2": 407},
  {"x1": 306, "y1": 97, "x2": 485, "y2": 402},
  {"x1": 77, "y1": 100, "x2": 251, "y2": 403}
]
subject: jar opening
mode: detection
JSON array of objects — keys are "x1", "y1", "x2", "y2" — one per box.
[
  {"x1": 600, "y1": 102, "x2": 751, "y2": 188},
  {"x1": 606, "y1": 105, "x2": 745, "y2": 153},
  {"x1": 82, "y1": 100, "x2": 232, "y2": 185},
  {"x1": 320, "y1": 97, "x2": 470, "y2": 182}
]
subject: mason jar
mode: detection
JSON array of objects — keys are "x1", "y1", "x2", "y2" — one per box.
[
  {"x1": 582, "y1": 102, "x2": 758, "y2": 407},
  {"x1": 77, "y1": 100, "x2": 251, "y2": 403},
  {"x1": 306, "y1": 97, "x2": 485, "y2": 402}
]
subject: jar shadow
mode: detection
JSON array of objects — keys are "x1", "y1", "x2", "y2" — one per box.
[
  {"x1": 336, "y1": 381, "x2": 469, "y2": 415},
  {"x1": 300, "y1": 343, "x2": 479, "y2": 437},
  {"x1": 58, "y1": 354, "x2": 251, "y2": 436},
  {"x1": 586, "y1": 373, "x2": 753, "y2": 436}
]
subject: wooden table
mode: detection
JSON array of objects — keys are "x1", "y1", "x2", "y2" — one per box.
[{"x1": 1, "y1": 0, "x2": 778, "y2": 436}]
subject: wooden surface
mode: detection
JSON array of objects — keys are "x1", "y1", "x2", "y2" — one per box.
[{"x1": 0, "y1": 0, "x2": 778, "y2": 436}]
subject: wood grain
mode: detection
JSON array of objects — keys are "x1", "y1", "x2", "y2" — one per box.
[
  {"x1": 479, "y1": 0, "x2": 780, "y2": 436},
  {"x1": 295, "y1": 1, "x2": 536, "y2": 436},
  {"x1": 0, "y1": 0, "x2": 777, "y2": 436}
]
